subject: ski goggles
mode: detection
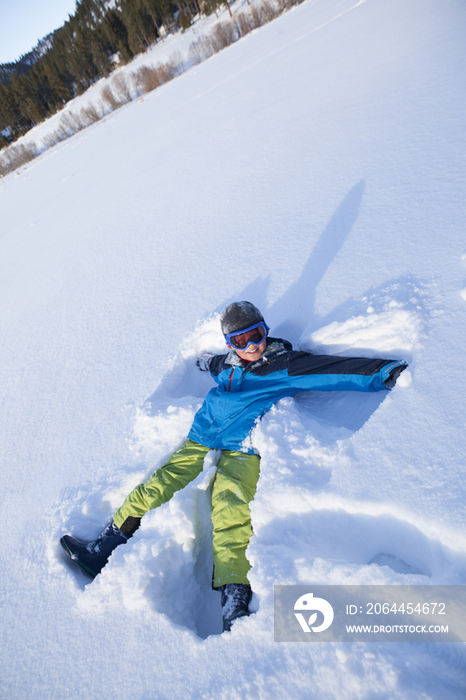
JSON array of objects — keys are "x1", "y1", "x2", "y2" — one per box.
[{"x1": 224, "y1": 321, "x2": 269, "y2": 350}]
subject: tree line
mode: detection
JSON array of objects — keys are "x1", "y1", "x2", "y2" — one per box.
[{"x1": 0, "y1": 0, "x2": 225, "y2": 147}]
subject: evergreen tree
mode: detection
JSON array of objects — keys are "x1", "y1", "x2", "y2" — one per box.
[
  {"x1": 44, "y1": 29, "x2": 76, "y2": 103},
  {"x1": 9, "y1": 73, "x2": 42, "y2": 131},
  {"x1": 101, "y1": 8, "x2": 134, "y2": 62},
  {"x1": 0, "y1": 82, "x2": 21, "y2": 141},
  {"x1": 118, "y1": 0, "x2": 158, "y2": 54}
]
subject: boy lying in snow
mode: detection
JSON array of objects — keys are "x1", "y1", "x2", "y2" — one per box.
[{"x1": 61, "y1": 301, "x2": 407, "y2": 631}]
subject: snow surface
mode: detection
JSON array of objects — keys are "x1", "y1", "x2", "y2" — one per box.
[{"x1": 1, "y1": 0, "x2": 466, "y2": 697}]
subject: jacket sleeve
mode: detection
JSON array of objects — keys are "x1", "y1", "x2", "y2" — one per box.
[
  {"x1": 208, "y1": 353, "x2": 230, "y2": 382},
  {"x1": 286, "y1": 351, "x2": 407, "y2": 392}
]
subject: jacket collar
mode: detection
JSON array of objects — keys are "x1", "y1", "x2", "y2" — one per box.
[{"x1": 225, "y1": 337, "x2": 292, "y2": 369}]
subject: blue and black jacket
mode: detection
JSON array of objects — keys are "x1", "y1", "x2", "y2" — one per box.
[{"x1": 188, "y1": 337, "x2": 407, "y2": 453}]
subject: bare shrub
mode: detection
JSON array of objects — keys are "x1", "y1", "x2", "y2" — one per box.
[
  {"x1": 40, "y1": 103, "x2": 101, "y2": 151},
  {"x1": 0, "y1": 142, "x2": 38, "y2": 178},
  {"x1": 249, "y1": 6, "x2": 265, "y2": 28},
  {"x1": 259, "y1": 0, "x2": 279, "y2": 22},
  {"x1": 156, "y1": 58, "x2": 180, "y2": 83},
  {"x1": 188, "y1": 36, "x2": 216, "y2": 65},
  {"x1": 112, "y1": 73, "x2": 133, "y2": 103},
  {"x1": 10, "y1": 143, "x2": 37, "y2": 168},
  {"x1": 133, "y1": 65, "x2": 162, "y2": 94},
  {"x1": 99, "y1": 73, "x2": 133, "y2": 114},
  {"x1": 189, "y1": 22, "x2": 237, "y2": 65},
  {"x1": 100, "y1": 84, "x2": 123, "y2": 112},
  {"x1": 188, "y1": 39, "x2": 205, "y2": 65},
  {"x1": 171, "y1": 51, "x2": 185, "y2": 73},
  {"x1": 42, "y1": 132, "x2": 59, "y2": 149},
  {"x1": 278, "y1": 0, "x2": 304, "y2": 8},
  {"x1": 236, "y1": 0, "x2": 279, "y2": 31},
  {"x1": 133, "y1": 57, "x2": 183, "y2": 95},
  {"x1": 44, "y1": 111, "x2": 83, "y2": 146},
  {"x1": 275, "y1": 0, "x2": 289, "y2": 12},
  {"x1": 235, "y1": 12, "x2": 254, "y2": 38},
  {"x1": 47, "y1": 125, "x2": 69, "y2": 143},
  {"x1": 60, "y1": 112, "x2": 85, "y2": 136},
  {"x1": 209, "y1": 21, "x2": 237, "y2": 51},
  {"x1": 80, "y1": 103, "x2": 101, "y2": 124}
]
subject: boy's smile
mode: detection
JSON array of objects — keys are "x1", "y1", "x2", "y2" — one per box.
[{"x1": 228, "y1": 338, "x2": 267, "y2": 363}]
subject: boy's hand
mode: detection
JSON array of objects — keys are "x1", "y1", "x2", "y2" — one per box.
[
  {"x1": 383, "y1": 362, "x2": 408, "y2": 388},
  {"x1": 197, "y1": 353, "x2": 214, "y2": 371}
]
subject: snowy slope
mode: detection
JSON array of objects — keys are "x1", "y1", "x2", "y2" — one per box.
[{"x1": 1, "y1": 0, "x2": 466, "y2": 697}]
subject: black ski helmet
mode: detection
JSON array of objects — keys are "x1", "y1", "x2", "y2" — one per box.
[{"x1": 220, "y1": 301, "x2": 266, "y2": 337}]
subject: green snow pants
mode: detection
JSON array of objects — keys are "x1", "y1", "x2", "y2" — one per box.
[{"x1": 113, "y1": 439, "x2": 261, "y2": 588}]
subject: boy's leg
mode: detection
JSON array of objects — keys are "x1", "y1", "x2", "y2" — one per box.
[
  {"x1": 113, "y1": 439, "x2": 211, "y2": 530},
  {"x1": 61, "y1": 439, "x2": 210, "y2": 578},
  {"x1": 211, "y1": 450, "x2": 260, "y2": 588}
]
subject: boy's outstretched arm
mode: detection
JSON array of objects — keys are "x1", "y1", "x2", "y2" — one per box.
[
  {"x1": 286, "y1": 353, "x2": 408, "y2": 393},
  {"x1": 197, "y1": 353, "x2": 214, "y2": 371}
]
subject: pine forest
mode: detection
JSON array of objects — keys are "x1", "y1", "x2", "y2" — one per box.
[{"x1": 0, "y1": 0, "x2": 216, "y2": 146}]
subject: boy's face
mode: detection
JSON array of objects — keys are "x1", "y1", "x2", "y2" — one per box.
[{"x1": 227, "y1": 337, "x2": 267, "y2": 362}]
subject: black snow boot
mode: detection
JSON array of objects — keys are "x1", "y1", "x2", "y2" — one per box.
[
  {"x1": 221, "y1": 583, "x2": 252, "y2": 631},
  {"x1": 60, "y1": 521, "x2": 131, "y2": 578}
]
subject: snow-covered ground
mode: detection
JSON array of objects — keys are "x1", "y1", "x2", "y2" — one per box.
[{"x1": 1, "y1": 0, "x2": 466, "y2": 697}]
